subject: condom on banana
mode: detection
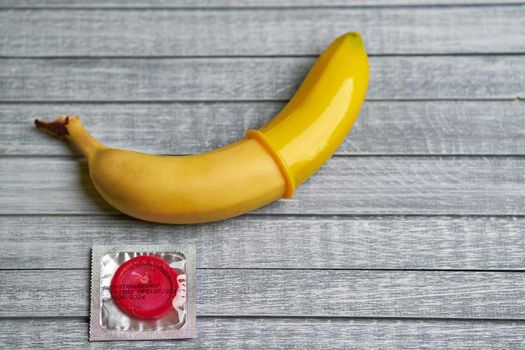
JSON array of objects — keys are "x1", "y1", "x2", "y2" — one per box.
[{"x1": 35, "y1": 32, "x2": 369, "y2": 224}]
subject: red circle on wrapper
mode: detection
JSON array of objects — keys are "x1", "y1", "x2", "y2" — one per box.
[{"x1": 110, "y1": 255, "x2": 179, "y2": 319}]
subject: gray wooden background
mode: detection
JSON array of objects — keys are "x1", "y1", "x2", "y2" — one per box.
[{"x1": 1, "y1": 0, "x2": 525, "y2": 348}]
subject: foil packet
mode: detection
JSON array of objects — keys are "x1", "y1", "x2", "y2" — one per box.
[{"x1": 89, "y1": 245, "x2": 196, "y2": 341}]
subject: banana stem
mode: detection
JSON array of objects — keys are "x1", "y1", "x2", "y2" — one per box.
[{"x1": 35, "y1": 115, "x2": 104, "y2": 160}]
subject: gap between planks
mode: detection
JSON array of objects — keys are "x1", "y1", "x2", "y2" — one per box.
[{"x1": 0, "y1": 1, "x2": 524, "y2": 10}]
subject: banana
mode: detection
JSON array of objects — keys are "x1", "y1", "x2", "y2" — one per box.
[{"x1": 35, "y1": 32, "x2": 369, "y2": 224}]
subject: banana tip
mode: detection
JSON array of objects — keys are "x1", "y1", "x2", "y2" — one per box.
[
  {"x1": 343, "y1": 32, "x2": 364, "y2": 44},
  {"x1": 35, "y1": 116, "x2": 70, "y2": 136}
]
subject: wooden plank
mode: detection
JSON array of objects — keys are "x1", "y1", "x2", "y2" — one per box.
[
  {"x1": 1, "y1": 318, "x2": 525, "y2": 350},
  {"x1": 2, "y1": 101, "x2": 524, "y2": 156},
  {"x1": 2, "y1": 269, "x2": 525, "y2": 318},
  {"x1": 0, "y1": 57, "x2": 523, "y2": 101},
  {"x1": 2, "y1": 157, "x2": 525, "y2": 216},
  {"x1": 0, "y1": 7, "x2": 523, "y2": 56},
  {"x1": 1, "y1": 0, "x2": 523, "y2": 8},
  {"x1": 2, "y1": 215, "x2": 525, "y2": 271}
]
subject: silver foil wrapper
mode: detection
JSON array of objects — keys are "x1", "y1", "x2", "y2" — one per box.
[{"x1": 89, "y1": 245, "x2": 196, "y2": 341}]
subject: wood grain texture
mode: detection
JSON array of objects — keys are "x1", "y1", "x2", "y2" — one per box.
[
  {"x1": 2, "y1": 215, "x2": 525, "y2": 271},
  {"x1": 0, "y1": 7, "x2": 523, "y2": 56},
  {"x1": 3, "y1": 101, "x2": 524, "y2": 156},
  {"x1": 2, "y1": 157, "x2": 525, "y2": 216},
  {"x1": 0, "y1": 3, "x2": 523, "y2": 347},
  {"x1": 2, "y1": 269, "x2": 525, "y2": 318},
  {"x1": 1, "y1": 318, "x2": 525, "y2": 350},
  {"x1": 0, "y1": 57, "x2": 523, "y2": 101},
  {"x1": 1, "y1": 0, "x2": 523, "y2": 8}
]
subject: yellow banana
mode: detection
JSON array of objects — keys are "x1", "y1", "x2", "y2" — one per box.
[{"x1": 35, "y1": 32, "x2": 369, "y2": 224}]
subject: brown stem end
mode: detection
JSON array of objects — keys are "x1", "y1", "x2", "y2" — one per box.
[{"x1": 35, "y1": 116, "x2": 70, "y2": 136}]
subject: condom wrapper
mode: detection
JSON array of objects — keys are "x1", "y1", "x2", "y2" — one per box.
[{"x1": 89, "y1": 245, "x2": 196, "y2": 341}]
